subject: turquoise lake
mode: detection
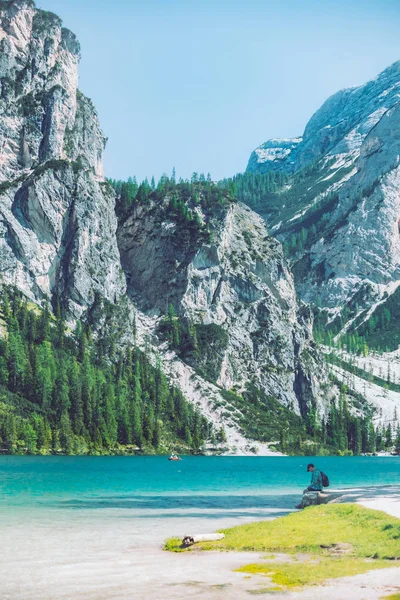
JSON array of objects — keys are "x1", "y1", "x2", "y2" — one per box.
[{"x1": 1, "y1": 455, "x2": 399, "y2": 513}]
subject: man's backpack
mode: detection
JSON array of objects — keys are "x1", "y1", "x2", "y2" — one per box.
[{"x1": 321, "y1": 471, "x2": 330, "y2": 487}]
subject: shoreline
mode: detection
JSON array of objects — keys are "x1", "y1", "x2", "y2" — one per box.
[
  {"x1": 334, "y1": 485, "x2": 400, "y2": 519},
  {"x1": 1, "y1": 450, "x2": 399, "y2": 458}
]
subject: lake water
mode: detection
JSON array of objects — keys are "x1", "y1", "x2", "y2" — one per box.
[
  {"x1": 1, "y1": 456, "x2": 400, "y2": 600},
  {"x1": 3, "y1": 455, "x2": 400, "y2": 505}
]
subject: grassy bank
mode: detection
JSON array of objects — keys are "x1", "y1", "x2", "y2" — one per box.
[{"x1": 165, "y1": 504, "x2": 400, "y2": 589}]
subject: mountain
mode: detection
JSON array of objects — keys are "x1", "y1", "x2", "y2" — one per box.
[
  {"x1": 245, "y1": 60, "x2": 400, "y2": 440},
  {"x1": 117, "y1": 183, "x2": 324, "y2": 417},
  {"x1": 0, "y1": 0, "x2": 384, "y2": 456},
  {"x1": 246, "y1": 61, "x2": 400, "y2": 316}
]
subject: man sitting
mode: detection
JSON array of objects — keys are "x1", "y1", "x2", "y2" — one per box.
[
  {"x1": 295, "y1": 463, "x2": 323, "y2": 509},
  {"x1": 304, "y1": 463, "x2": 323, "y2": 493}
]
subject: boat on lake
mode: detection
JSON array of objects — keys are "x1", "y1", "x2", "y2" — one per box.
[{"x1": 168, "y1": 454, "x2": 181, "y2": 461}]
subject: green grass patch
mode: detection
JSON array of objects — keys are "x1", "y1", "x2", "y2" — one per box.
[
  {"x1": 238, "y1": 557, "x2": 391, "y2": 589},
  {"x1": 164, "y1": 537, "x2": 186, "y2": 552},
  {"x1": 381, "y1": 594, "x2": 400, "y2": 600},
  {"x1": 165, "y1": 504, "x2": 400, "y2": 589},
  {"x1": 197, "y1": 504, "x2": 400, "y2": 557}
]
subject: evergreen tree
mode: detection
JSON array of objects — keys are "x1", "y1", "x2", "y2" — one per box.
[
  {"x1": 166, "y1": 304, "x2": 180, "y2": 348},
  {"x1": 81, "y1": 352, "x2": 94, "y2": 431},
  {"x1": 23, "y1": 421, "x2": 37, "y2": 454},
  {"x1": 385, "y1": 424, "x2": 393, "y2": 448},
  {"x1": 6, "y1": 319, "x2": 26, "y2": 391},
  {"x1": 37, "y1": 298, "x2": 51, "y2": 342},
  {"x1": 394, "y1": 425, "x2": 400, "y2": 455},
  {"x1": 34, "y1": 342, "x2": 56, "y2": 408},
  {"x1": 54, "y1": 357, "x2": 70, "y2": 417},
  {"x1": 59, "y1": 411, "x2": 73, "y2": 454},
  {"x1": 68, "y1": 358, "x2": 84, "y2": 435}
]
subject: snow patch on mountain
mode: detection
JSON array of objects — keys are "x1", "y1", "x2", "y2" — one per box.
[{"x1": 331, "y1": 364, "x2": 400, "y2": 428}]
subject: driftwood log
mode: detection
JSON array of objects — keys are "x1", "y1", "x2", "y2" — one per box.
[{"x1": 182, "y1": 533, "x2": 225, "y2": 547}]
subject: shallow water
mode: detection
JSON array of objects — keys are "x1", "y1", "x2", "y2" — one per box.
[{"x1": 1, "y1": 456, "x2": 400, "y2": 599}]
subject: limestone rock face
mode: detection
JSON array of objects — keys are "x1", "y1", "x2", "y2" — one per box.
[
  {"x1": 0, "y1": 0, "x2": 125, "y2": 316},
  {"x1": 118, "y1": 197, "x2": 330, "y2": 417},
  {"x1": 247, "y1": 138, "x2": 302, "y2": 174},
  {"x1": 246, "y1": 60, "x2": 400, "y2": 313},
  {"x1": 303, "y1": 102, "x2": 400, "y2": 308}
]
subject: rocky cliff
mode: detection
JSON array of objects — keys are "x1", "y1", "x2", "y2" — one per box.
[
  {"x1": 118, "y1": 189, "x2": 328, "y2": 419},
  {"x1": 0, "y1": 0, "x2": 125, "y2": 317},
  {"x1": 246, "y1": 61, "x2": 400, "y2": 318}
]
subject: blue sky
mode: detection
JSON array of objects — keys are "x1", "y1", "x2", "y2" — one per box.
[{"x1": 39, "y1": 0, "x2": 400, "y2": 182}]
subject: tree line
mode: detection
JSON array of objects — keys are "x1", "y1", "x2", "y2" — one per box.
[
  {"x1": 219, "y1": 170, "x2": 289, "y2": 209},
  {"x1": 108, "y1": 170, "x2": 236, "y2": 223},
  {"x1": 309, "y1": 383, "x2": 399, "y2": 456}
]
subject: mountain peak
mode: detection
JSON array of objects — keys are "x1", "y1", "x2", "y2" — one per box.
[
  {"x1": 248, "y1": 60, "x2": 400, "y2": 176},
  {"x1": 246, "y1": 137, "x2": 302, "y2": 173},
  {"x1": 0, "y1": 0, "x2": 125, "y2": 315}
]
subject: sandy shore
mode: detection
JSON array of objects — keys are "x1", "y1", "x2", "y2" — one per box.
[
  {"x1": 336, "y1": 484, "x2": 400, "y2": 519},
  {"x1": 2, "y1": 486, "x2": 400, "y2": 600}
]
